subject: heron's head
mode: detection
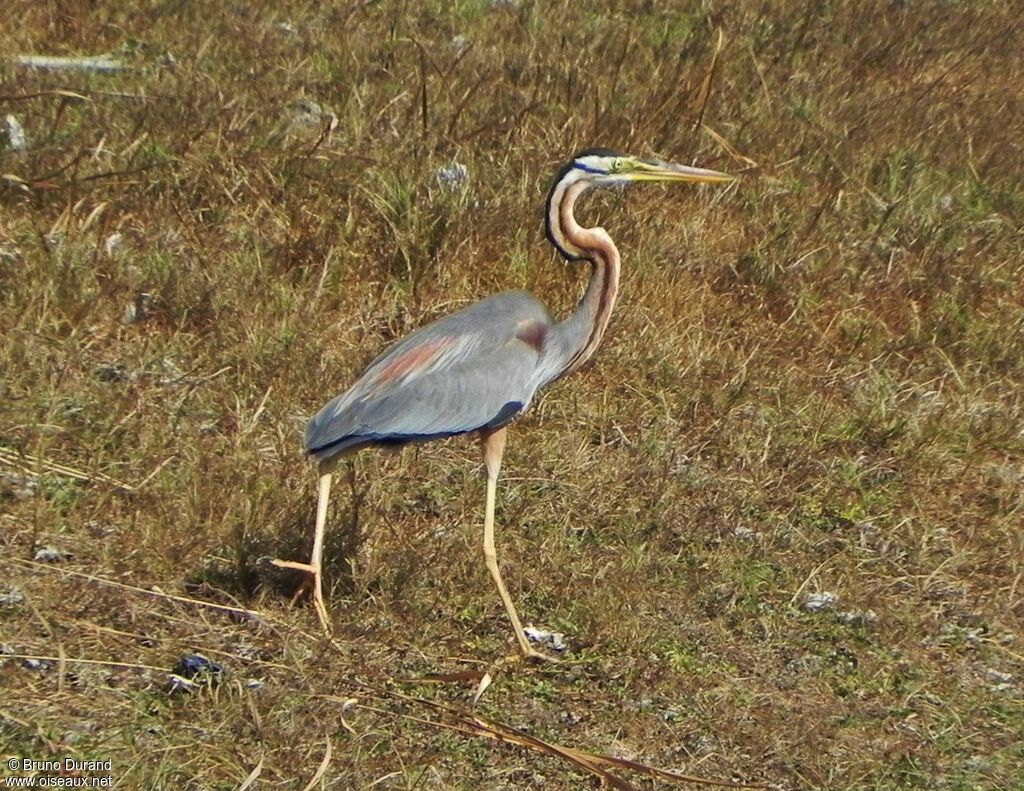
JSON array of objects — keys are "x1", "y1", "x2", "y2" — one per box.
[
  {"x1": 561, "y1": 148, "x2": 734, "y2": 188},
  {"x1": 545, "y1": 148, "x2": 734, "y2": 259}
]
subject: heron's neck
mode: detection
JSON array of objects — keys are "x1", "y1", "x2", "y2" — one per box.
[
  {"x1": 550, "y1": 181, "x2": 621, "y2": 380},
  {"x1": 556, "y1": 237, "x2": 620, "y2": 378}
]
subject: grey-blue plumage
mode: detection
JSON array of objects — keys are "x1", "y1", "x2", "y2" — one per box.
[
  {"x1": 304, "y1": 291, "x2": 563, "y2": 460},
  {"x1": 302, "y1": 253, "x2": 623, "y2": 463}
]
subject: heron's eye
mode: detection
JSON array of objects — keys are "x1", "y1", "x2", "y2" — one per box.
[{"x1": 609, "y1": 159, "x2": 625, "y2": 173}]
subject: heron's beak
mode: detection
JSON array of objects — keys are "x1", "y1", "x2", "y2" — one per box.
[{"x1": 628, "y1": 159, "x2": 735, "y2": 184}]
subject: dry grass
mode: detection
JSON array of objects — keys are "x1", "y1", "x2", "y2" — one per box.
[{"x1": 2, "y1": 1, "x2": 1023, "y2": 788}]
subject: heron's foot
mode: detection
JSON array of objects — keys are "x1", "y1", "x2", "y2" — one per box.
[
  {"x1": 522, "y1": 647, "x2": 561, "y2": 664},
  {"x1": 499, "y1": 646, "x2": 560, "y2": 667},
  {"x1": 514, "y1": 635, "x2": 561, "y2": 664},
  {"x1": 515, "y1": 626, "x2": 565, "y2": 663},
  {"x1": 269, "y1": 559, "x2": 314, "y2": 604},
  {"x1": 269, "y1": 558, "x2": 331, "y2": 633}
]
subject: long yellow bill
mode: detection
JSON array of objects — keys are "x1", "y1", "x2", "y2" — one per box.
[{"x1": 629, "y1": 160, "x2": 735, "y2": 184}]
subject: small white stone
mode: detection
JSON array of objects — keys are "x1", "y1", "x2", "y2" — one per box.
[
  {"x1": 289, "y1": 98, "x2": 335, "y2": 129},
  {"x1": 802, "y1": 591, "x2": 838, "y2": 613},
  {"x1": 523, "y1": 624, "x2": 568, "y2": 652},
  {"x1": 122, "y1": 292, "x2": 154, "y2": 324},
  {"x1": 33, "y1": 546, "x2": 69, "y2": 563},
  {"x1": 984, "y1": 668, "x2": 1013, "y2": 684},
  {"x1": 837, "y1": 609, "x2": 878, "y2": 627},
  {"x1": 104, "y1": 232, "x2": 124, "y2": 256},
  {"x1": 4, "y1": 115, "x2": 27, "y2": 151},
  {"x1": 435, "y1": 162, "x2": 469, "y2": 191},
  {"x1": 1, "y1": 472, "x2": 37, "y2": 500},
  {"x1": 0, "y1": 587, "x2": 26, "y2": 607}
]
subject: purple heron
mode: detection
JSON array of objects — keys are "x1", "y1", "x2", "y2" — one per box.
[{"x1": 272, "y1": 150, "x2": 733, "y2": 660}]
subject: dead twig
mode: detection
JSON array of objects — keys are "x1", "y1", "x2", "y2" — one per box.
[
  {"x1": 0, "y1": 445, "x2": 175, "y2": 493},
  {"x1": 340, "y1": 665, "x2": 766, "y2": 789},
  {"x1": 298, "y1": 737, "x2": 332, "y2": 791},
  {"x1": 8, "y1": 558, "x2": 267, "y2": 622},
  {"x1": 0, "y1": 446, "x2": 134, "y2": 491},
  {"x1": 692, "y1": 30, "x2": 725, "y2": 136}
]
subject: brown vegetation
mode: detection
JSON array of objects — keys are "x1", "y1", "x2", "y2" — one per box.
[{"x1": 2, "y1": 1, "x2": 1022, "y2": 788}]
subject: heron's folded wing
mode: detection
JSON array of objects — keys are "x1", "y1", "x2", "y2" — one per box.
[{"x1": 304, "y1": 320, "x2": 546, "y2": 458}]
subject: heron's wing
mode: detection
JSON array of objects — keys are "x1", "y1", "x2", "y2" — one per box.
[{"x1": 305, "y1": 291, "x2": 552, "y2": 459}]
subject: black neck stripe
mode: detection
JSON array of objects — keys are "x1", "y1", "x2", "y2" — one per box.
[{"x1": 543, "y1": 149, "x2": 623, "y2": 261}]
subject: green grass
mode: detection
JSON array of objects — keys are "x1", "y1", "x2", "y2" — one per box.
[{"x1": 2, "y1": 0, "x2": 1023, "y2": 788}]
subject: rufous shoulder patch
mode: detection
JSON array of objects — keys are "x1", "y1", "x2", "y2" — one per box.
[
  {"x1": 369, "y1": 337, "x2": 456, "y2": 390},
  {"x1": 515, "y1": 320, "x2": 548, "y2": 352}
]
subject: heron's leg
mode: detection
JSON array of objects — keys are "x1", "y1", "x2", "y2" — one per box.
[
  {"x1": 481, "y1": 428, "x2": 553, "y2": 662},
  {"x1": 272, "y1": 464, "x2": 333, "y2": 632},
  {"x1": 307, "y1": 469, "x2": 332, "y2": 628}
]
